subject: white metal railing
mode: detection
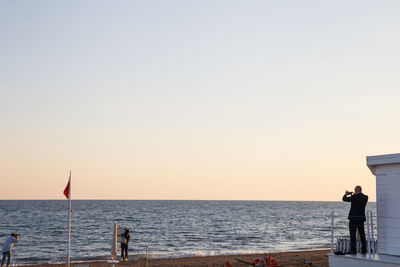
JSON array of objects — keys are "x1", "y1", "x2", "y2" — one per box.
[{"x1": 331, "y1": 211, "x2": 377, "y2": 256}]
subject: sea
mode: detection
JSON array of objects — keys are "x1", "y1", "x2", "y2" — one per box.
[{"x1": 0, "y1": 200, "x2": 376, "y2": 265}]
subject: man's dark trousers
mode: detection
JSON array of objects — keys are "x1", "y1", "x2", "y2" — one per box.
[{"x1": 349, "y1": 220, "x2": 367, "y2": 254}]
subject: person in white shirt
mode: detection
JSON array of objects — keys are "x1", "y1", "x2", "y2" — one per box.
[{"x1": 1, "y1": 234, "x2": 19, "y2": 267}]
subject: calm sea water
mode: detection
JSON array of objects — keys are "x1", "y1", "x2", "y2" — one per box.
[{"x1": 0, "y1": 200, "x2": 376, "y2": 264}]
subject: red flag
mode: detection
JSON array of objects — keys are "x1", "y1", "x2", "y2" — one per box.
[{"x1": 64, "y1": 179, "x2": 70, "y2": 199}]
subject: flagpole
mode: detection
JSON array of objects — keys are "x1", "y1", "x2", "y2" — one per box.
[{"x1": 67, "y1": 171, "x2": 71, "y2": 267}]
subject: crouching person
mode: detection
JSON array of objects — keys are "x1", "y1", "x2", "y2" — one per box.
[{"x1": 1, "y1": 234, "x2": 19, "y2": 267}]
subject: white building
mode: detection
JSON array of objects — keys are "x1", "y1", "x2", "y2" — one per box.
[{"x1": 329, "y1": 153, "x2": 400, "y2": 267}]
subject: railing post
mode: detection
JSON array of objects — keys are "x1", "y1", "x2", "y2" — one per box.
[
  {"x1": 369, "y1": 211, "x2": 375, "y2": 254},
  {"x1": 366, "y1": 211, "x2": 371, "y2": 256},
  {"x1": 331, "y1": 211, "x2": 334, "y2": 255}
]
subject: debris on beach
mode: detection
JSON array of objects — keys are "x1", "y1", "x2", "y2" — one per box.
[{"x1": 226, "y1": 255, "x2": 282, "y2": 267}]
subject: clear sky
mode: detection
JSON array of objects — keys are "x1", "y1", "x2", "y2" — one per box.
[{"x1": 1, "y1": 0, "x2": 399, "y2": 200}]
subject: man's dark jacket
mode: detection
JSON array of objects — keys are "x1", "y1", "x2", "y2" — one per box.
[{"x1": 342, "y1": 193, "x2": 368, "y2": 221}]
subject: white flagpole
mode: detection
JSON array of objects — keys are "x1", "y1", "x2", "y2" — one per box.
[{"x1": 67, "y1": 171, "x2": 71, "y2": 267}]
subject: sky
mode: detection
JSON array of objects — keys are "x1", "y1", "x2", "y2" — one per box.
[{"x1": 1, "y1": 0, "x2": 400, "y2": 200}]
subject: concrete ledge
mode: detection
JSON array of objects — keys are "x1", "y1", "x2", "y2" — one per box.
[{"x1": 330, "y1": 254, "x2": 400, "y2": 267}]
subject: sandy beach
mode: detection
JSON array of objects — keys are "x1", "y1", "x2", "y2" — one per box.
[{"x1": 30, "y1": 249, "x2": 329, "y2": 267}]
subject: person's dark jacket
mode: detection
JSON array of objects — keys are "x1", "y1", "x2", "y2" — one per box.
[{"x1": 342, "y1": 193, "x2": 368, "y2": 222}]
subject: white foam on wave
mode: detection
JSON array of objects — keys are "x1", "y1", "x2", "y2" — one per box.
[{"x1": 147, "y1": 247, "x2": 330, "y2": 259}]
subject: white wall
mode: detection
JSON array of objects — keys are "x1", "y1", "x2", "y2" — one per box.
[{"x1": 376, "y1": 164, "x2": 400, "y2": 256}]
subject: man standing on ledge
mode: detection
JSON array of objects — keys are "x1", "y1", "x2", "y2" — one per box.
[{"x1": 343, "y1": 185, "x2": 368, "y2": 254}]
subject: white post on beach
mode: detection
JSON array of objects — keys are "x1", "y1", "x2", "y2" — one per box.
[
  {"x1": 67, "y1": 171, "x2": 72, "y2": 267},
  {"x1": 137, "y1": 247, "x2": 141, "y2": 267},
  {"x1": 111, "y1": 221, "x2": 118, "y2": 260},
  {"x1": 330, "y1": 211, "x2": 334, "y2": 255}
]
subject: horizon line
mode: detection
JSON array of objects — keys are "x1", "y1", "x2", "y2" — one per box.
[{"x1": 0, "y1": 198, "x2": 376, "y2": 202}]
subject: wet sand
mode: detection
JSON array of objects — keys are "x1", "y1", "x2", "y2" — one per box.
[{"x1": 30, "y1": 249, "x2": 330, "y2": 267}]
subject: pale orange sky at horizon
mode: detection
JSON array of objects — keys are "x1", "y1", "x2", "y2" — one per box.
[{"x1": 2, "y1": 1, "x2": 400, "y2": 201}]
